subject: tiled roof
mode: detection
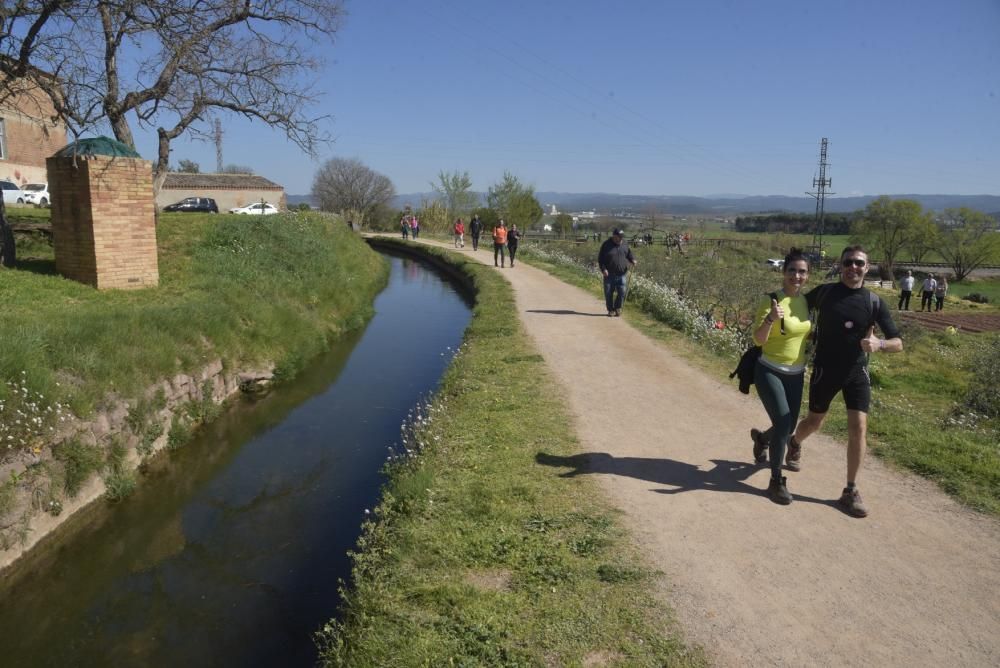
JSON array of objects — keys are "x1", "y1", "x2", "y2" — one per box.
[{"x1": 163, "y1": 173, "x2": 283, "y2": 190}]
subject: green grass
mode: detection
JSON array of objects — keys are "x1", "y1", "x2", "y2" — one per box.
[
  {"x1": 520, "y1": 243, "x2": 1000, "y2": 516},
  {"x1": 0, "y1": 211, "x2": 388, "y2": 441},
  {"x1": 952, "y1": 276, "x2": 1000, "y2": 304},
  {"x1": 319, "y1": 240, "x2": 703, "y2": 667}
]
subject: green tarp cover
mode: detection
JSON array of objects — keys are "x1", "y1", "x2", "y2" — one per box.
[{"x1": 54, "y1": 136, "x2": 142, "y2": 158}]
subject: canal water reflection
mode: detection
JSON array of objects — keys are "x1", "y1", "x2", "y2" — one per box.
[{"x1": 0, "y1": 254, "x2": 472, "y2": 667}]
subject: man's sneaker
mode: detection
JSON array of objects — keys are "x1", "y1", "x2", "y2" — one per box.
[
  {"x1": 607, "y1": 310, "x2": 614, "y2": 317},
  {"x1": 614, "y1": 309, "x2": 622, "y2": 317},
  {"x1": 750, "y1": 428, "x2": 768, "y2": 464},
  {"x1": 838, "y1": 487, "x2": 868, "y2": 517},
  {"x1": 785, "y1": 436, "x2": 802, "y2": 472},
  {"x1": 766, "y1": 476, "x2": 792, "y2": 505}
]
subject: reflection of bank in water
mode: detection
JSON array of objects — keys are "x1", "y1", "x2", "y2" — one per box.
[{"x1": 0, "y1": 254, "x2": 473, "y2": 668}]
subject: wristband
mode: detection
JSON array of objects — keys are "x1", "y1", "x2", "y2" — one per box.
[
  {"x1": 879, "y1": 338, "x2": 885, "y2": 351},
  {"x1": 765, "y1": 315, "x2": 775, "y2": 324}
]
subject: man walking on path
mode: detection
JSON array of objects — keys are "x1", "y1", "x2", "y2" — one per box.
[
  {"x1": 898, "y1": 270, "x2": 914, "y2": 310},
  {"x1": 492, "y1": 219, "x2": 508, "y2": 267},
  {"x1": 785, "y1": 246, "x2": 902, "y2": 517},
  {"x1": 598, "y1": 228, "x2": 637, "y2": 317},
  {"x1": 470, "y1": 214, "x2": 482, "y2": 251},
  {"x1": 920, "y1": 273, "x2": 937, "y2": 311}
]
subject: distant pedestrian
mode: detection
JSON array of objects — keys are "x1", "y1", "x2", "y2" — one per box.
[
  {"x1": 470, "y1": 214, "x2": 483, "y2": 251},
  {"x1": 507, "y1": 224, "x2": 522, "y2": 266},
  {"x1": 935, "y1": 276, "x2": 948, "y2": 311},
  {"x1": 401, "y1": 217, "x2": 409, "y2": 239},
  {"x1": 598, "y1": 228, "x2": 637, "y2": 317},
  {"x1": 410, "y1": 216, "x2": 420, "y2": 239},
  {"x1": 453, "y1": 218, "x2": 465, "y2": 248},
  {"x1": 920, "y1": 273, "x2": 937, "y2": 311},
  {"x1": 347, "y1": 219, "x2": 354, "y2": 231},
  {"x1": 898, "y1": 270, "x2": 914, "y2": 310},
  {"x1": 492, "y1": 219, "x2": 508, "y2": 267}
]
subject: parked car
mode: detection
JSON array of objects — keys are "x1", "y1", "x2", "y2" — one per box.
[
  {"x1": 765, "y1": 258, "x2": 783, "y2": 270},
  {"x1": 0, "y1": 180, "x2": 26, "y2": 205},
  {"x1": 21, "y1": 183, "x2": 50, "y2": 207},
  {"x1": 163, "y1": 196, "x2": 219, "y2": 213},
  {"x1": 229, "y1": 202, "x2": 279, "y2": 215}
]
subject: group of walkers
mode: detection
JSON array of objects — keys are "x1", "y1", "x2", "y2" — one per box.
[
  {"x1": 747, "y1": 246, "x2": 903, "y2": 516},
  {"x1": 443, "y1": 214, "x2": 523, "y2": 267},
  {"x1": 403, "y1": 222, "x2": 905, "y2": 518},
  {"x1": 400, "y1": 215, "x2": 420, "y2": 239},
  {"x1": 897, "y1": 270, "x2": 948, "y2": 311}
]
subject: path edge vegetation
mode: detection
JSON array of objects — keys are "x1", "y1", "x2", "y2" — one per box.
[
  {"x1": 0, "y1": 212, "x2": 388, "y2": 568},
  {"x1": 318, "y1": 238, "x2": 703, "y2": 667}
]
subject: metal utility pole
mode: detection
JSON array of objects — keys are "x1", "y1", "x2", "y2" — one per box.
[
  {"x1": 214, "y1": 119, "x2": 223, "y2": 173},
  {"x1": 806, "y1": 137, "x2": 834, "y2": 258}
]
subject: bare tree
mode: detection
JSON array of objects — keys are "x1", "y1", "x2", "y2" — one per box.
[
  {"x1": 1, "y1": 1, "x2": 344, "y2": 193},
  {"x1": 431, "y1": 170, "x2": 477, "y2": 223},
  {"x1": 312, "y1": 157, "x2": 395, "y2": 228}
]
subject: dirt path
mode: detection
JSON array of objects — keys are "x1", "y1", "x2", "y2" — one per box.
[{"x1": 411, "y1": 238, "x2": 1000, "y2": 667}]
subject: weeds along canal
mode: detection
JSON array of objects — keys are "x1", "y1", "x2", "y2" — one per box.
[{"x1": 0, "y1": 253, "x2": 473, "y2": 667}]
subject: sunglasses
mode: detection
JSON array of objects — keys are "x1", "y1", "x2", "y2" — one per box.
[{"x1": 842, "y1": 258, "x2": 867, "y2": 268}]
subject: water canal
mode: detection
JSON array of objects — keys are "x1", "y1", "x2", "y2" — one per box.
[{"x1": 0, "y1": 253, "x2": 473, "y2": 667}]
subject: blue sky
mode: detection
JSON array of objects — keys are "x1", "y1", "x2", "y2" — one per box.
[{"x1": 137, "y1": 0, "x2": 1000, "y2": 197}]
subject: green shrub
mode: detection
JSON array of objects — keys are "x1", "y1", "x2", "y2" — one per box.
[
  {"x1": 167, "y1": 417, "x2": 191, "y2": 450},
  {"x1": 103, "y1": 440, "x2": 136, "y2": 502},
  {"x1": 964, "y1": 335, "x2": 1000, "y2": 418},
  {"x1": 963, "y1": 293, "x2": 990, "y2": 304},
  {"x1": 54, "y1": 439, "x2": 104, "y2": 497}
]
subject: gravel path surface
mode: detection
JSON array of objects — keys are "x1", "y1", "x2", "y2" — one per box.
[{"x1": 409, "y1": 237, "x2": 1000, "y2": 667}]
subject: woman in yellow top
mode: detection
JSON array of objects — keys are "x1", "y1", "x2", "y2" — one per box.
[{"x1": 750, "y1": 248, "x2": 811, "y2": 505}]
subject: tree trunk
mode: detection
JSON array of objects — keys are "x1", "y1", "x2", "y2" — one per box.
[
  {"x1": 108, "y1": 113, "x2": 136, "y2": 149},
  {"x1": 0, "y1": 198, "x2": 15, "y2": 268}
]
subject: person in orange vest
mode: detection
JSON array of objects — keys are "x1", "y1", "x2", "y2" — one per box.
[{"x1": 492, "y1": 219, "x2": 508, "y2": 267}]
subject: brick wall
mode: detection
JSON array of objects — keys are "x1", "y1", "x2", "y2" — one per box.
[
  {"x1": 48, "y1": 155, "x2": 159, "y2": 290},
  {"x1": 1, "y1": 84, "x2": 67, "y2": 185}
]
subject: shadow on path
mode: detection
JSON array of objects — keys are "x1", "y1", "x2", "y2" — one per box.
[
  {"x1": 536, "y1": 451, "x2": 836, "y2": 507},
  {"x1": 526, "y1": 309, "x2": 607, "y2": 317}
]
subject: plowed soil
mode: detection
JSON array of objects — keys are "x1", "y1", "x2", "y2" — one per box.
[{"x1": 897, "y1": 309, "x2": 1000, "y2": 333}]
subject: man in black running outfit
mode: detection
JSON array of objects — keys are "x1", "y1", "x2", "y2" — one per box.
[{"x1": 760, "y1": 246, "x2": 902, "y2": 518}]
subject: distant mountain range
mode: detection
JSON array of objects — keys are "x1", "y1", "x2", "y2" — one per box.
[{"x1": 289, "y1": 192, "x2": 1000, "y2": 217}]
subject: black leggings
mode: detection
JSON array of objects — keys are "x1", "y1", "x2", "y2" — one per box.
[{"x1": 508, "y1": 244, "x2": 518, "y2": 264}]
